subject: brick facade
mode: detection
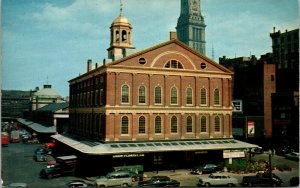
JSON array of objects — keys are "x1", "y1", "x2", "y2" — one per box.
[{"x1": 69, "y1": 40, "x2": 233, "y2": 142}]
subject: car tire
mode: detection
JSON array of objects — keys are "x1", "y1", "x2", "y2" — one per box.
[
  {"x1": 227, "y1": 183, "x2": 234, "y2": 187},
  {"x1": 47, "y1": 174, "x2": 53, "y2": 179},
  {"x1": 122, "y1": 183, "x2": 129, "y2": 187},
  {"x1": 204, "y1": 182, "x2": 210, "y2": 187}
]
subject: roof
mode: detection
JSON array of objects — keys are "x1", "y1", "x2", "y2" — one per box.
[
  {"x1": 112, "y1": 15, "x2": 131, "y2": 26},
  {"x1": 70, "y1": 39, "x2": 233, "y2": 82},
  {"x1": 52, "y1": 134, "x2": 258, "y2": 155},
  {"x1": 17, "y1": 118, "x2": 56, "y2": 133},
  {"x1": 33, "y1": 85, "x2": 61, "y2": 99},
  {"x1": 36, "y1": 102, "x2": 69, "y2": 112}
]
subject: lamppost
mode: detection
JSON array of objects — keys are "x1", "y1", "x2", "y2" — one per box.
[{"x1": 268, "y1": 149, "x2": 272, "y2": 183}]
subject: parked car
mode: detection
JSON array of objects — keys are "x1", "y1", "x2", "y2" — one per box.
[
  {"x1": 242, "y1": 172, "x2": 283, "y2": 187},
  {"x1": 33, "y1": 151, "x2": 47, "y2": 162},
  {"x1": 290, "y1": 176, "x2": 299, "y2": 186},
  {"x1": 94, "y1": 171, "x2": 137, "y2": 187},
  {"x1": 191, "y1": 164, "x2": 223, "y2": 175},
  {"x1": 138, "y1": 176, "x2": 180, "y2": 187},
  {"x1": 284, "y1": 152, "x2": 299, "y2": 161},
  {"x1": 250, "y1": 147, "x2": 264, "y2": 154},
  {"x1": 197, "y1": 173, "x2": 238, "y2": 187},
  {"x1": 7, "y1": 182, "x2": 28, "y2": 187},
  {"x1": 35, "y1": 147, "x2": 52, "y2": 155},
  {"x1": 65, "y1": 180, "x2": 93, "y2": 187}
]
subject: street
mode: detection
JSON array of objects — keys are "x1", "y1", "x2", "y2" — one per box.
[
  {"x1": 2, "y1": 142, "x2": 78, "y2": 187},
  {"x1": 2, "y1": 142, "x2": 299, "y2": 187}
]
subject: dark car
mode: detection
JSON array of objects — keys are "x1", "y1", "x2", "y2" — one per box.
[
  {"x1": 290, "y1": 177, "x2": 299, "y2": 186},
  {"x1": 284, "y1": 152, "x2": 299, "y2": 161},
  {"x1": 138, "y1": 176, "x2": 180, "y2": 187},
  {"x1": 35, "y1": 147, "x2": 52, "y2": 155},
  {"x1": 191, "y1": 164, "x2": 223, "y2": 175},
  {"x1": 65, "y1": 180, "x2": 93, "y2": 187},
  {"x1": 242, "y1": 172, "x2": 283, "y2": 187}
]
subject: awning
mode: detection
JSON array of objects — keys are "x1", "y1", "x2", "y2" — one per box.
[
  {"x1": 52, "y1": 134, "x2": 258, "y2": 155},
  {"x1": 17, "y1": 118, "x2": 56, "y2": 133},
  {"x1": 28, "y1": 123, "x2": 56, "y2": 133},
  {"x1": 17, "y1": 118, "x2": 34, "y2": 126}
]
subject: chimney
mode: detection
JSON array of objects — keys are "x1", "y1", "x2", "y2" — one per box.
[
  {"x1": 170, "y1": 31, "x2": 177, "y2": 40},
  {"x1": 87, "y1": 59, "x2": 92, "y2": 72},
  {"x1": 95, "y1": 63, "x2": 98, "y2": 69}
]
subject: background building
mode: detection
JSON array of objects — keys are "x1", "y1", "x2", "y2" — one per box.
[
  {"x1": 1, "y1": 90, "x2": 32, "y2": 120},
  {"x1": 219, "y1": 28, "x2": 299, "y2": 150},
  {"x1": 176, "y1": 0, "x2": 206, "y2": 55},
  {"x1": 270, "y1": 28, "x2": 299, "y2": 149},
  {"x1": 31, "y1": 84, "x2": 62, "y2": 111}
]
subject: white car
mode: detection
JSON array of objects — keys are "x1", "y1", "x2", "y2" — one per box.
[{"x1": 197, "y1": 173, "x2": 238, "y2": 187}]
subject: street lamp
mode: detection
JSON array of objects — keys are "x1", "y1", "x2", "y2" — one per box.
[{"x1": 268, "y1": 149, "x2": 272, "y2": 180}]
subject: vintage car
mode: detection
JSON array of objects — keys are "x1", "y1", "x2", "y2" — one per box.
[
  {"x1": 197, "y1": 173, "x2": 238, "y2": 187},
  {"x1": 138, "y1": 176, "x2": 180, "y2": 187},
  {"x1": 191, "y1": 164, "x2": 223, "y2": 175}
]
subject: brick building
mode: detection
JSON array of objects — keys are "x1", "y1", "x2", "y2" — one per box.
[{"x1": 52, "y1": 7, "x2": 256, "y2": 176}]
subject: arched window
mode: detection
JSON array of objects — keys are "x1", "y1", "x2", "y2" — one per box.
[
  {"x1": 122, "y1": 30, "x2": 127, "y2": 41},
  {"x1": 214, "y1": 88, "x2": 220, "y2": 105},
  {"x1": 171, "y1": 116, "x2": 177, "y2": 133},
  {"x1": 155, "y1": 86, "x2": 162, "y2": 104},
  {"x1": 121, "y1": 85, "x2": 129, "y2": 103},
  {"x1": 138, "y1": 86, "x2": 146, "y2": 104},
  {"x1": 139, "y1": 116, "x2": 146, "y2": 134},
  {"x1": 186, "y1": 116, "x2": 193, "y2": 133},
  {"x1": 186, "y1": 88, "x2": 193, "y2": 105},
  {"x1": 121, "y1": 116, "x2": 129, "y2": 134},
  {"x1": 200, "y1": 116, "x2": 207, "y2": 132},
  {"x1": 116, "y1": 30, "x2": 120, "y2": 41},
  {"x1": 200, "y1": 88, "x2": 207, "y2": 105},
  {"x1": 171, "y1": 87, "x2": 178, "y2": 104},
  {"x1": 164, "y1": 60, "x2": 183, "y2": 69},
  {"x1": 215, "y1": 116, "x2": 221, "y2": 132},
  {"x1": 155, "y1": 116, "x2": 162, "y2": 134}
]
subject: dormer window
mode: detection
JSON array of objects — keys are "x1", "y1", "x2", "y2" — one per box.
[{"x1": 164, "y1": 60, "x2": 183, "y2": 69}]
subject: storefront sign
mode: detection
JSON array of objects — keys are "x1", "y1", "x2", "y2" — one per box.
[
  {"x1": 113, "y1": 153, "x2": 145, "y2": 158},
  {"x1": 247, "y1": 121, "x2": 255, "y2": 137},
  {"x1": 223, "y1": 151, "x2": 245, "y2": 158}
]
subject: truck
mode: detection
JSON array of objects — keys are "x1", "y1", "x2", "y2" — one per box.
[
  {"x1": 10, "y1": 130, "x2": 20, "y2": 143},
  {"x1": 242, "y1": 172, "x2": 283, "y2": 187},
  {"x1": 39, "y1": 155, "x2": 77, "y2": 179},
  {"x1": 1, "y1": 132, "x2": 9, "y2": 146}
]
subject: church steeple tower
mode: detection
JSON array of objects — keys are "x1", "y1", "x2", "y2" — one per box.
[
  {"x1": 176, "y1": 0, "x2": 206, "y2": 55},
  {"x1": 107, "y1": 0, "x2": 135, "y2": 61}
]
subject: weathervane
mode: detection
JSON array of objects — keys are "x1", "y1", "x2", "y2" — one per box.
[{"x1": 120, "y1": 0, "x2": 123, "y2": 16}]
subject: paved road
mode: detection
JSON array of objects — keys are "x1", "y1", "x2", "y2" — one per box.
[
  {"x1": 2, "y1": 142, "x2": 299, "y2": 187},
  {"x1": 2, "y1": 142, "x2": 84, "y2": 187}
]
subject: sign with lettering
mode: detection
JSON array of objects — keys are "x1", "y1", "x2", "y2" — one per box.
[
  {"x1": 232, "y1": 100, "x2": 243, "y2": 113},
  {"x1": 112, "y1": 153, "x2": 145, "y2": 158}
]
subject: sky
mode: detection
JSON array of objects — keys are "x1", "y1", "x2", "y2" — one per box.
[{"x1": 2, "y1": 0, "x2": 299, "y2": 97}]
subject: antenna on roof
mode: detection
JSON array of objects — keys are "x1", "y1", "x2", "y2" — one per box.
[
  {"x1": 46, "y1": 76, "x2": 49, "y2": 84},
  {"x1": 120, "y1": 0, "x2": 123, "y2": 16}
]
